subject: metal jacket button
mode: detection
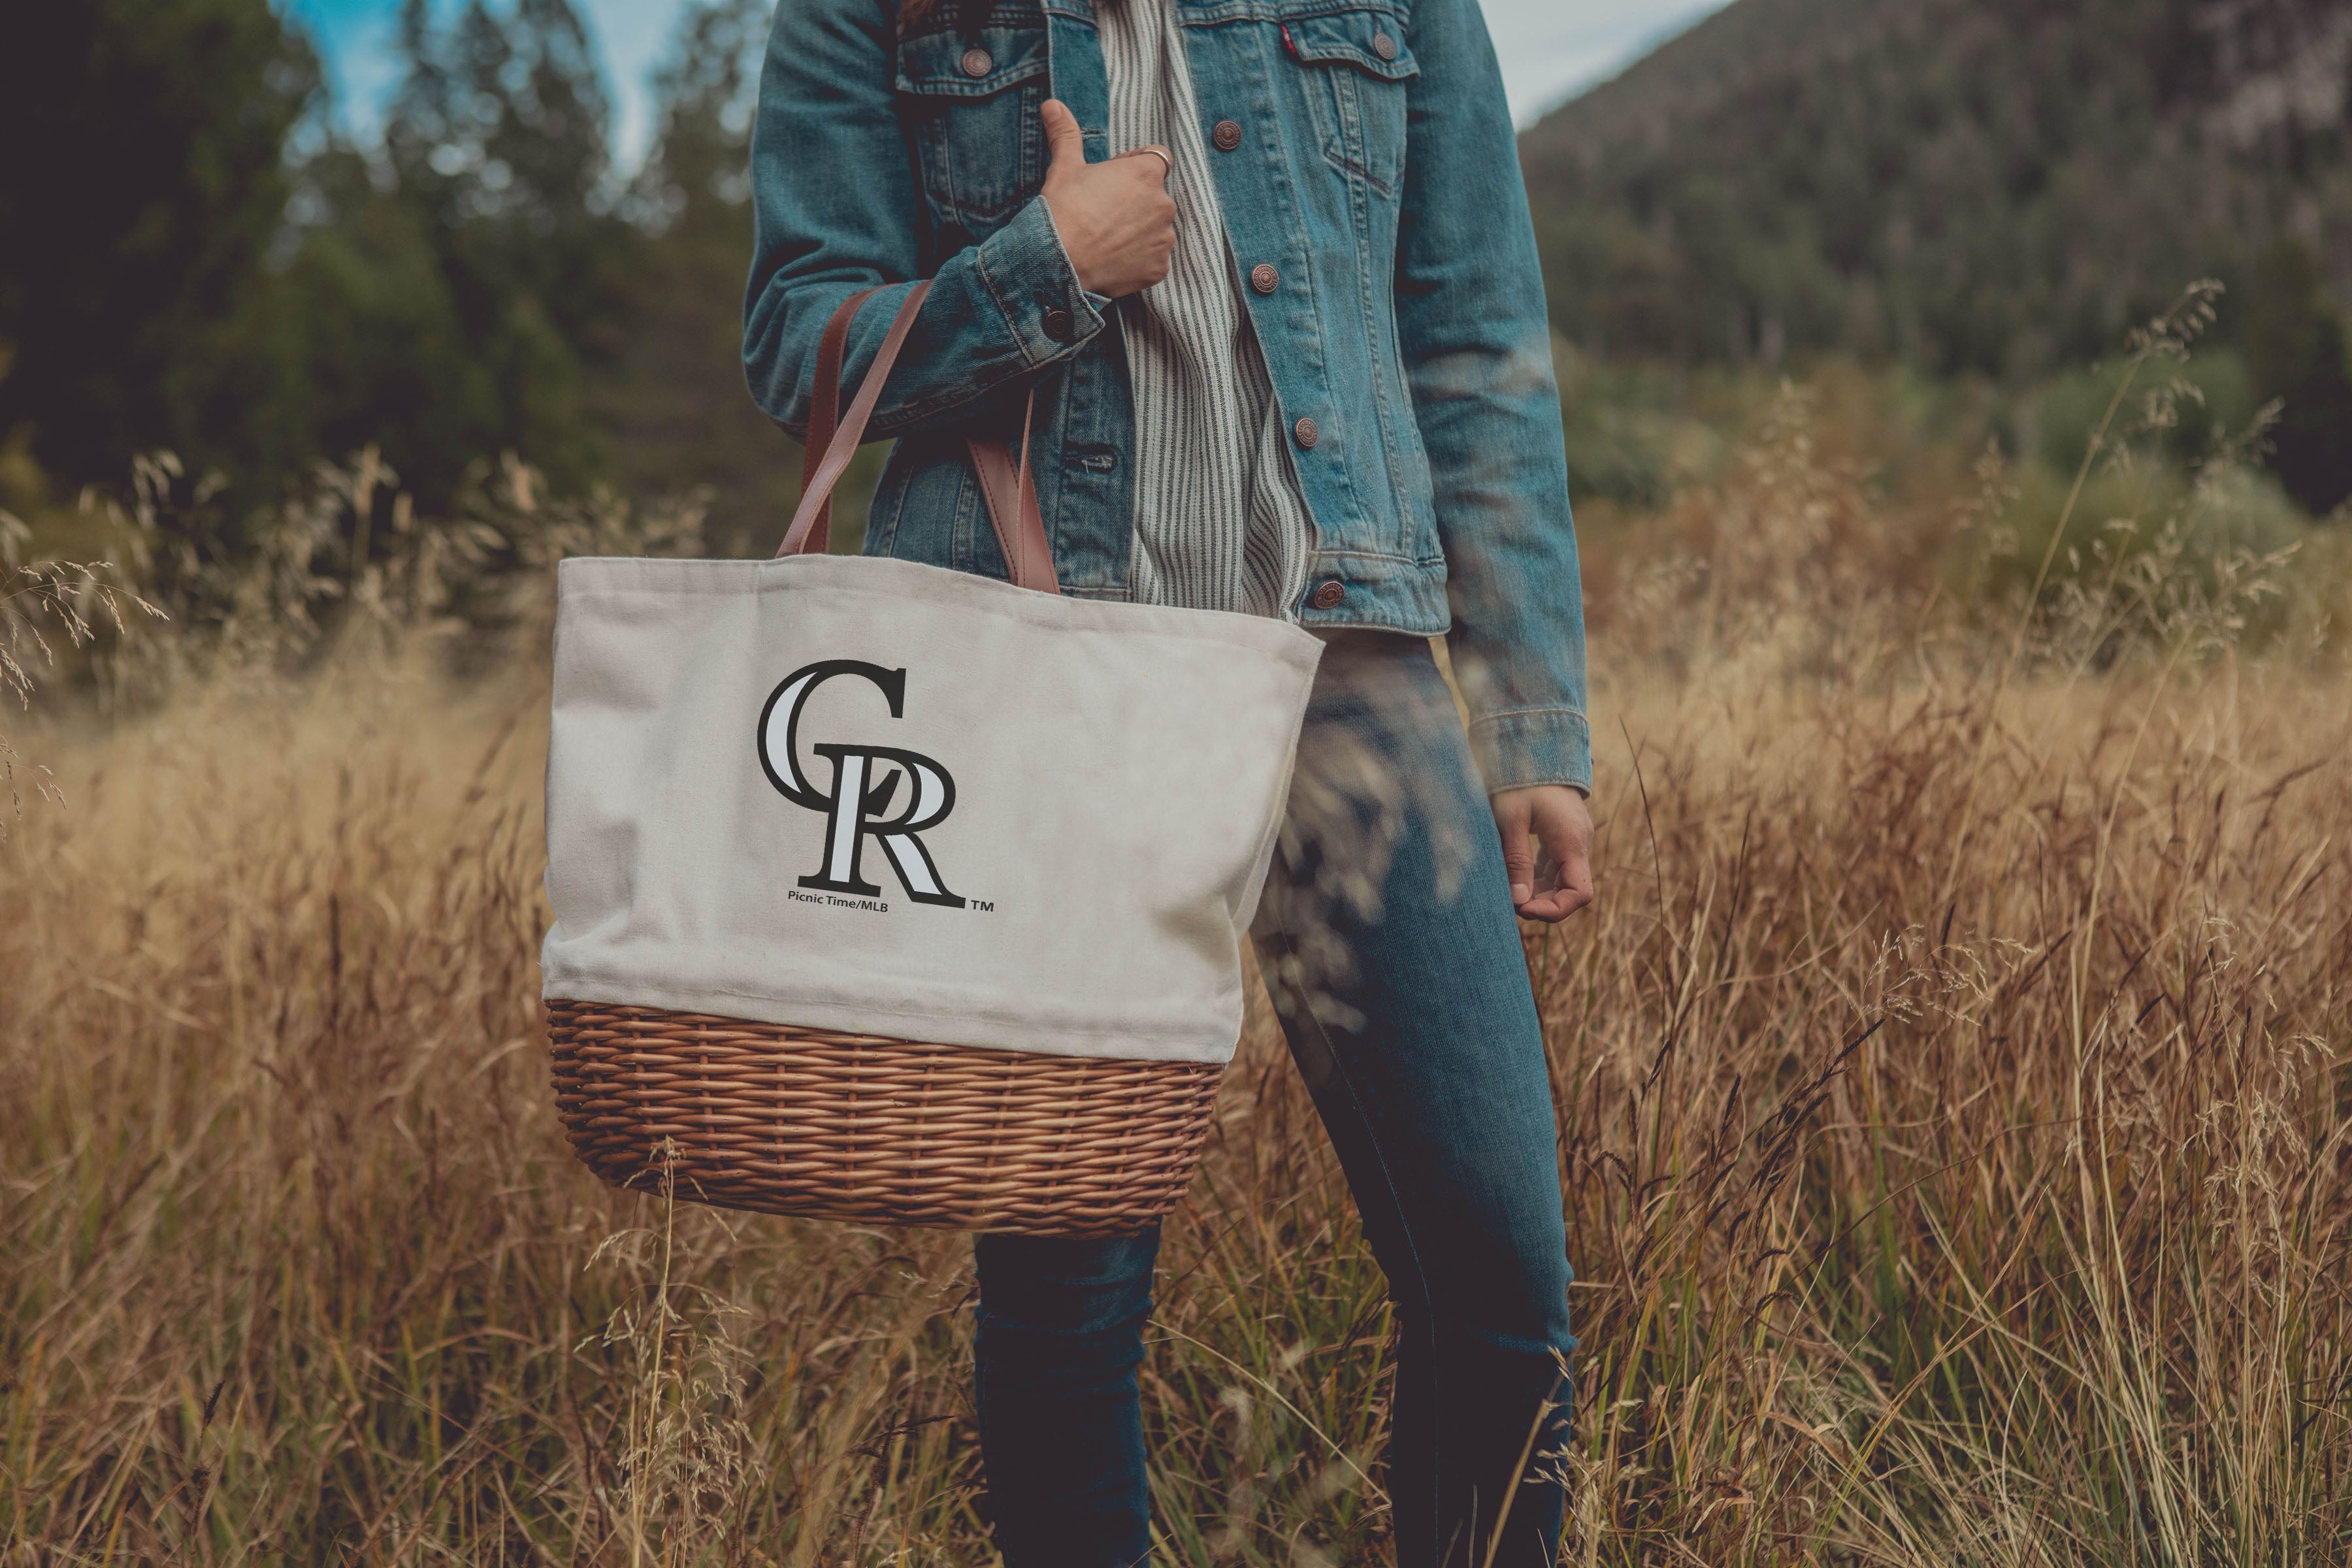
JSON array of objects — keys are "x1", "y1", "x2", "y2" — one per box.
[
  {"x1": 1293, "y1": 416, "x2": 1319, "y2": 449},
  {"x1": 1212, "y1": 119, "x2": 1243, "y2": 152},
  {"x1": 1041, "y1": 307, "x2": 1075, "y2": 343},
  {"x1": 960, "y1": 47, "x2": 992, "y2": 77},
  {"x1": 1249, "y1": 263, "x2": 1281, "y2": 295},
  {"x1": 1371, "y1": 31, "x2": 1397, "y2": 60},
  {"x1": 1311, "y1": 580, "x2": 1347, "y2": 610}
]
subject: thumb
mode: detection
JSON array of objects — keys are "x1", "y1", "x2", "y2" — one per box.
[
  {"x1": 1495, "y1": 796, "x2": 1536, "y2": 907},
  {"x1": 1041, "y1": 99, "x2": 1088, "y2": 172}
]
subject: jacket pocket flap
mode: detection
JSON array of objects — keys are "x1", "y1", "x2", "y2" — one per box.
[
  {"x1": 896, "y1": 25, "x2": 1049, "y2": 98},
  {"x1": 1284, "y1": 12, "x2": 1419, "y2": 82}
]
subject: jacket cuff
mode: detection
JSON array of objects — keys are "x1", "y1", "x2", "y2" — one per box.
[
  {"x1": 974, "y1": 197, "x2": 1108, "y2": 367},
  {"x1": 1469, "y1": 708, "x2": 1593, "y2": 796}
]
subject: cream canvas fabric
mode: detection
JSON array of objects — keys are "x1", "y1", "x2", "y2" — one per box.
[{"x1": 541, "y1": 551, "x2": 1323, "y2": 1065}]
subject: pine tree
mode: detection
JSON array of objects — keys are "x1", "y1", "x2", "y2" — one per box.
[
  {"x1": 373, "y1": 0, "x2": 638, "y2": 498},
  {"x1": 2247, "y1": 238, "x2": 2352, "y2": 518},
  {"x1": 0, "y1": 0, "x2": 318, "y2": 491},
  {"x1": 594, "y1": 0, "x2": 806, "y2": 553}
]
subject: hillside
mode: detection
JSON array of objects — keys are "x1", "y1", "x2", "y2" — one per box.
[{"x1": 1519, "y1": 0, "x2": 2352, "y2": 378}]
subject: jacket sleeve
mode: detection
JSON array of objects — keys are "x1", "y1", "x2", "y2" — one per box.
[
  {"x1": 1395, "y1": 0, "x2": 1593, "y2": 796},
  {"x1": 743, "y1": 0, "x2": 1106, "y2": 440}
]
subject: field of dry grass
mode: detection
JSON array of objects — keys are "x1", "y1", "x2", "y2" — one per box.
[{"x1": 4, "y1": 343, "x2": 2349, "y2": 1563}]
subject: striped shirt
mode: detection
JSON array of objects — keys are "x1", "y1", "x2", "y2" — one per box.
[{"x1": 1093, "y1": 0, "x2": 1316, "y2": 619}]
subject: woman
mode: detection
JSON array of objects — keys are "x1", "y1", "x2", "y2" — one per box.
[{"x1": 744, "y1": 0, "x2": 1593, "y2": 1561}]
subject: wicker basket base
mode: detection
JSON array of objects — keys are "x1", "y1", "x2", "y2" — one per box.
[{"x1": 546, "y1": 1000, "x2": 1224, "y2": 1237}]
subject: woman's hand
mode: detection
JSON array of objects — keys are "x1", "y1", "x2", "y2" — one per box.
[
  {"x1": 1039, "y1": 99, "x2": 1175, "y2": 298},
  {"x1": 1492, "y1": 785, "x2": 1594, "y2": 923}
]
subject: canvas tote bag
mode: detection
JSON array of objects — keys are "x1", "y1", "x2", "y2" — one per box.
[{"x1": 542, "y1": 282, "x2": 1324, "y2": 1235}]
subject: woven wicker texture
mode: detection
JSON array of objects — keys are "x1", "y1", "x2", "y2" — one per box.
[{"x1": 547, "y1": 1001, "x2": 1224, "y2": 1237}]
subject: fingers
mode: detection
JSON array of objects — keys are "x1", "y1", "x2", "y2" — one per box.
[
  {"x1": 1516, "y1": 863, "x2": 1592, "y2": 921},
  {"x1": 1523, "y1": 790, "x2": 1595, "y2": 923},
  {"x1": 1494, "y1": 791, "x2": 1537, "y2": 907},
  {"x1": 1035, "y1": 103, "x2": 1173, "y2": 297},
  {"x1": 1040, "y1": 98, "x2": 1088, "y2": 171},
  {"x1": 1493, "y1": 785, "x2": 1595, "y2": 924}
]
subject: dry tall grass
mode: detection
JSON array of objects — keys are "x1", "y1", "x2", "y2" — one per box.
[{"x1": 4, "y1": 329, "x2": 2349, "y2": 1563}]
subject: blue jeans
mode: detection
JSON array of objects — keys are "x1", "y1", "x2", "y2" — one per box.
[{"x1": 973, "y1": 633, "x2": 1576, "y2": 1567}]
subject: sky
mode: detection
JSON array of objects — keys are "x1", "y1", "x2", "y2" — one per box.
[{"x1": 284, "y1": 0, "x2": 1731, "y2": 160}]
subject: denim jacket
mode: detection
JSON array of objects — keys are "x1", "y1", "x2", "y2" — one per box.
[{"x1": 744, "y1": 0, "x2": 1591, "y2": 793}]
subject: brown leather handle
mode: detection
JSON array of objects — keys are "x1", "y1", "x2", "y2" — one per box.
[
  {"x1": 779, "y1": 283, "x2": 1060, "y2": 596},
  {"x1": 779, "y1": 282, "x2": 931, "y2": 559},
  {"x1": 794, "y1": 285, "x2": 883, "y2": 557},
  {"x1": 966, "y1": 394, "x2": 1058, "y2": 595}
]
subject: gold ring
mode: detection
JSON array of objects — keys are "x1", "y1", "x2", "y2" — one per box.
[{"x1": 1135, "y1": 146, "x2": 1173, "y2": 176}]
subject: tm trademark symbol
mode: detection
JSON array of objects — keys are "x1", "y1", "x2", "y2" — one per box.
[{"x1": 969, "y1": 900, "x2": 996, "y2": 913}]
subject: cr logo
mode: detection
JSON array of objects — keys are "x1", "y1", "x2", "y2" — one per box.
[{"x1": 756, "y1": 660, "x2": 967, "y2": 908}]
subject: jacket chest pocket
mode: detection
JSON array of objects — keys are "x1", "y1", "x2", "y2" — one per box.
[
  {"x1": 1284, "y1": 8, "x2": 1418, "y2": 197},
  {"x1": 896, "y1": 25, "x2": 1050, "y2": 245}
]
